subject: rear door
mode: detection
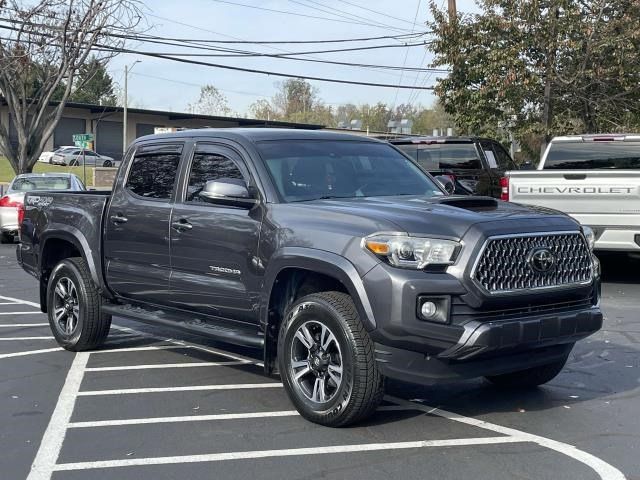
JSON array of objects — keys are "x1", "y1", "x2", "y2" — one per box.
[
  {"x1": 103, "y1": 142, "x2": 183, "y2": 305},
  {"x1": 169, "y1": 142, "x2": 263, "y2": 324}
]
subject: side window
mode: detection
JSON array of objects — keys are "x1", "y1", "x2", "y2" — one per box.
[
  {"x1": 186, "y1": 145, "x2": 246, "y2": 203},
  {"x1": 125, "y1": 143, "x2": 182, "y2": 200},
  {"x1": 493, "y1": 143, "x2": 517, "y2": 170}
]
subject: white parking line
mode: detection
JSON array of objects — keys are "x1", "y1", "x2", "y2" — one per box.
[
  {"x1": 0, "y1": 301, "x2": 20, "y2": 305},
  {"x1": 0, "y1": 347, "x2": 63, "y2": 359},
  {"x1": 85, "y1": 360, "x2": 253, "y2": 372},
  {"x1": 52, "y1": 436, "x2": 528, "y2": 471},
  {"x1": 0, "y1": 336, "x2": 54, "y2": 341},
  {"x1": 26, "y1": 352, "x2": 89, "y2": 480},
  {"x1": 0, "y1": 323, "x2": 49, "y2": 327},
  {"x1": 0, "y1": 295, "x2": 40, "y2": 308},
  {"x1": 0, "y1": 312, "x2": 44, "y2": 315},
  {"x1": 77, "y1": 383, "x2": 283, "y2": 396},
  {"x1": 66, "y1": 404, "x2": 411, "y2": 429}
]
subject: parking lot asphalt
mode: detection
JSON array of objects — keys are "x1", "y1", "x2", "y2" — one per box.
[{"x1": 0, "y1": 242, "x2": 637, "y2": 480}]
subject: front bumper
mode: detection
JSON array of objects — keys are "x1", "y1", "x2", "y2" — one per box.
[{"x1": 362, "y1": 262, "x2": 602, "y2": 383}]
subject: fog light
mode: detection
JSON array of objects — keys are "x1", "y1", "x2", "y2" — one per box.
[
  {"x1": 421, "y1": 301, "x2": 438, "y2": 319},
  {"x1": 417, "y1": 296, "x2": 450, "y2": 324}
]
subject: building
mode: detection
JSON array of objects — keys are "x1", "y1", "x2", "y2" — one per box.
[{"x1": 0, "y1": 101, "x2": 325, "y2": 161}]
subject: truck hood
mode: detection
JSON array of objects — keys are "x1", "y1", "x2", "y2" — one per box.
[{"x1": 295, "y1": 195, "x2": 575, "y2": 238}]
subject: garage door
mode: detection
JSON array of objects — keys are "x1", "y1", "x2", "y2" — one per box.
[
  {"x1": 54, "y1": 117, "x2": 86, "y2": 149},
  {"x1": 96, "y1": 120, "x2": 123, "y2": 161}
]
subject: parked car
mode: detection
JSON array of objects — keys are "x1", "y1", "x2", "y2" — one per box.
[
  {"x1": 503, "y1": 133, "x2": 640, "y2": 252},
  {"x1": 18, "y1": 129, "x2": 601, "y2": 427},
  {"x1": 389, "y1": 136, "x2": 521, "y2": 198},
  {"x1": 38, "y1": 146, "x2": 76, "y2": 163},
  {"x1": 0, "y1": 173, "x2": 85, "y2": 243},
  {"x1": 51, "y1": 148, "x2": 117, "y2": 167}
]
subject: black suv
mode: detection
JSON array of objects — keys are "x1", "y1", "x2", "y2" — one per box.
[{"x1": 389, "y1": 136, "x2": 518, "y2": 197}]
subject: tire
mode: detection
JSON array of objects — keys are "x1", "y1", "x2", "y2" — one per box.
[
  {"x1": 0, "y1": 232, "x2": 13, "y2": 244},
  {"x1": 47, "y1": 257, "x2": 111, "y2": 351},
  {"x1": 102, "y1": 160, "x2": 113, "y2": 167},
  {"x1": 485, "y1": 357, "x2": 568, "y2": 388},
  {"x1": 69, "y1": 159, "x2": 79, "y2": 166},
  {"x1": 278, "y1": 291, "x2": 384, "y2": 427}
]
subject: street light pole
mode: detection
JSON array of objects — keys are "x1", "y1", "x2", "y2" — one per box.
[{"x1": 123, "y1": 60, "x2": 140, "y2": 156}]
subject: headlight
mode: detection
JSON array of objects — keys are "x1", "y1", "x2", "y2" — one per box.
[
  {"x1": 364, "y1": 234, "x2": 460, "y2": 269},
  {"x1": 582, "y1": 226, "x2": 595, "y2": 251}
]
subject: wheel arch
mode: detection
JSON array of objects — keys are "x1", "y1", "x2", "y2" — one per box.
[{"x1": 261, "y1": 247, "x2": 377, "y2": 375}]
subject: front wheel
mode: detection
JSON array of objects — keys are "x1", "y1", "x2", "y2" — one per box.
[
  {"x1": 47, "y1": 257, "x2": 111, "y2": 351},
  {"x1": 102, "y1": 160, "x2": 113, "y2": 167},
  {"x1": 485, "y1": 356, "x2": 569, "y2": 388},
  {"x1": 278, "y1": 291, "x2": 384, "y2": 427}
]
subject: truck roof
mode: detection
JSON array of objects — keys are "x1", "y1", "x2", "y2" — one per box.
[
  {"x1": 550, "y1": 134, "x2": 640, "y2": 143},
  {"x1": 135, "y1": 128, "x2": 384, "y2": 144},
  {"x1": 388, "y1": 136, "x2": 495, "y2": 144}
]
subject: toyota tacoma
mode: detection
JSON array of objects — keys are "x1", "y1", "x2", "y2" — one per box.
[{"x1": 17, "y1": 129, "x2": 603, "y2": 426}]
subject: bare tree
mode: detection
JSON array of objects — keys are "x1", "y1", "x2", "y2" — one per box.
[
  {"x1": 187, "y1": 84, "x2": 232, "y2": 117},
  {"x1": 0, "y1": 0, "x2": 142, "y2": 174}
]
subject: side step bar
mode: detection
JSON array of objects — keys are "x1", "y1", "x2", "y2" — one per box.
[{"x1": 101, "y1": 303, "x2": 264, "y2": 348}]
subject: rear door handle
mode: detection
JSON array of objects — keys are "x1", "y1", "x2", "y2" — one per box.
[
  {"x1": 110, "y1": 214, "x2": 128, "y2": 224},
  {"x1": 171, "y1": 219, "x2": 193, "y2": 232}
]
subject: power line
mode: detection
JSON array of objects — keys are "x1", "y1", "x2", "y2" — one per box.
[
  {"x1": 209, "y1": 0, "x2": 415, "y2": 32},
  {"x1": 391, "y1": 0, "x2": 423, "y2": 112},
  {"x1": 337, "y1": 0, "x2": 422, "y2": 27}
]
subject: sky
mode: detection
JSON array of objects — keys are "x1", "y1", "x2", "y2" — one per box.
[{"x1": 108, "y1": 0, "x2": 478, "y2": 116}]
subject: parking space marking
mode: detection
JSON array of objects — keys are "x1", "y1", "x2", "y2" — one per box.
[
  {"x1": 387, "y1": 396, "x2": 627, "y2": 480},
  {"x1": 85, "y1": 360, "x2": 254, "y2": 371},
  {"x1": 0, "y1": 336, "x2": 54, "y2": 340},
  {"x1": 77, "y1": 382, "x2": 283, "y2": 396},
  {"x1": 0, "y1": 311, "x2": 45, "y2": 315},
  {"x1": 0, "y1": 294, "x2": 40, "y2": 308},
  {"x1": 0, "y1": 347, "x2": 63, "y2": 359},
  {"x1": 26, "y1": 352, "x2": 89, "y2": 480},
  {"x1": 53, "y1": 437, "x2": 529, "y2": 471},
  {"x1": 0, "y1": 323, "x2": 49, "y2": 327}
]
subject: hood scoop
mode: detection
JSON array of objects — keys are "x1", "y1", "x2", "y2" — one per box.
[{"x1": 435, "y1": 196, "x2": 498, "y2": 211}]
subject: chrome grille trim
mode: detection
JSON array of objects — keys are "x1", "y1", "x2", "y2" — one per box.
[{"x1": 471, "y1": 231, "x2": 593, "y2": 295}]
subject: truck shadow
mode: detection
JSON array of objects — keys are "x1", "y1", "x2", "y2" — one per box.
[{"x1": 598, "y1": 251, "x2": 640, "y2": 284}]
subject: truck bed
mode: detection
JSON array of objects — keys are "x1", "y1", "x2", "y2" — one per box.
[{"x1": 19, "y1": 191, "x2": 110, "y2": 284}]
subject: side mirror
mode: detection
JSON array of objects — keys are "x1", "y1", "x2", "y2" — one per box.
[
  {"x1": 434, "y1": 175, "x2": 455, "y2": 195},
  {"x1": 199, "y1": 178, "x2": 257, "y2": 208}
]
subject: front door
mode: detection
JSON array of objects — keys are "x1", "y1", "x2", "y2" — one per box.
[
  {"x1": 169, "y1": 142, "x2": 263, "y2": 324},
  {"x1": 104, "y1": 142, "x2": 183, "y2": 305}
]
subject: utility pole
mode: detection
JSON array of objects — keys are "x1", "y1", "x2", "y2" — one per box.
[
  {"x1": 448, "y1": 0, "x2": 457, "y2": 22},
  {"x1": 123, "y1": 61, "x2": 141, "y2": 156}
]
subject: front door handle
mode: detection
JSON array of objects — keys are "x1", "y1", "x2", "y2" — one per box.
[
  {"x1": 171, "y1": 219, "x2": 193, "y2": 232},
  {"x1": 110, "y1": 214, "x2": 128, "y2": 224}
]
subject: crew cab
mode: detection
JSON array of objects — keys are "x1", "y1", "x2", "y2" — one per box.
[
  {"x1": 17, "y1": 129, "x2": 602, "y2": 426},
  {"x1": 389, "y1": 136, "x2": 519, "y2": 197},
  {"x1": 503, "y1": 134, "x2": 640, "y2": 252}
]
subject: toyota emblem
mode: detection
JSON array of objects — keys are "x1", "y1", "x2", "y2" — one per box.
[{"x1": 528, "y1": 247, "x2": 556, "y2": 273}]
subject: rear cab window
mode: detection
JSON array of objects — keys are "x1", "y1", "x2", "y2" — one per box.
[
  {"x1": 125, "y1": 143, "x2": 183, "y2": 200},
  {"x1": 10, "y1": 176, "x2": 71, "y2": 191},
  {"x1": 544, "y1": 140, "x2": 640, "y2": 169},
  {"x1": 396, "y1": 143, "x2": 482, "y2": 171}
]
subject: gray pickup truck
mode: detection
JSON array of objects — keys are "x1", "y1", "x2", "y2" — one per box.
[{"x1": 17, "y1": 129, "x2": 603, "y2": 426}]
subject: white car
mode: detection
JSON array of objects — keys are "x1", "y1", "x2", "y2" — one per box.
[
  {"x1": 51, "y1": 148, "x2": 118, "y2": 167},
  {"x1": 38, "y1": 146, "x2": 76, "y2": 163},
  {"x1": 0, "y1": 173, "x2": 86, "y2": 244}
]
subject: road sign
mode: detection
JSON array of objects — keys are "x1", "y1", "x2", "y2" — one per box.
[{"x1": 73, "y1": 133, "x2": 94, "y2": 149}]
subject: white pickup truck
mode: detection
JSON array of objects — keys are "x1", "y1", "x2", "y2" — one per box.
[{"x1": 502, "y1": 134, "x2": 640, "y2": 252}]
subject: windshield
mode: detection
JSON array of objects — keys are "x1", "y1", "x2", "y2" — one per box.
[
  {"x1": 396, "y1": 143, "x2": 482, "y2": 171},
  {"x1": 10, "y1": 176, "x2": 72, "y2": 192},
  {"x1": 544, "y1": 141, "x2": 640, "y2": 169},
  {"x1": 257, "y1": 140, "x2": 444, "y2": 202}
]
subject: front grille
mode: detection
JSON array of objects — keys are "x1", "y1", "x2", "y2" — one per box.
[{"x1": 472, "y1": 232, "x2": 593, "y2": 294}]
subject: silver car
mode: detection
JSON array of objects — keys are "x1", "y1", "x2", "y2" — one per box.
[
  {"x1": 0, "y1": 173, "x2": 85, "y2": 244},
  {"x1": 51, "y1": 148, "x2": 118, "y2": 167}
]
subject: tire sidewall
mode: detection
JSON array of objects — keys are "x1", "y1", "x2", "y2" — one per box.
[
  {"x1": 279, "y1": 297, "x2": 356, "y2": 421},
  {"x1": 47, "y1": 260, "x2": 88, "y2": 348}
]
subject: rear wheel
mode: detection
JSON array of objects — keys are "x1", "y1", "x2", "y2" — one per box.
[
  {"x1": 69, "y1": 159, "x2": 79, "y2": 166},
  {"x1": 47, "y1": 257, "x2": 111, "y2": 351},
  {"x1": 102, "y1": 160, "x2": 113, "y2": 167},
  {"x1": 278, "y1": 291, "x2": 384, "y2": 427},
  {"x1": 0, "y1": 232, "x2": 13, "y2": 244},
  {"x1": 485, "y1": 357, "x2": 568, "y2": 388}
]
